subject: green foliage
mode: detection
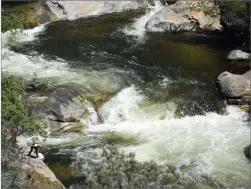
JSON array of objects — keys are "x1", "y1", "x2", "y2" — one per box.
[
  {"x1": 217, "y1": 1, "x2": 248, "y2": 15},
  {"x1": 2, "y1": 75, "x2": 45, "y2": 167},
  {"x1": 189, "y1": 1, "x2": 220, "y2": 18},
  {"x1": 1, "y1": 7, "x2": 29, "y2": 32},
  {"x1": 2, "y1": 75, "x2": 43, "y2": 134},
  {"x1": 72, "y1": 146, "x2": 186, "y2": 189},
  {"x1": 189, "y1": 0, "x2": 249, "y2": 19}
]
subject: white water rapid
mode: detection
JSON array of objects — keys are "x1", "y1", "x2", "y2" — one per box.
[
  {"x1": 3, "y1": 10, "x2": 250, "y2": 189},
  {"x1": 122, "y1": 1, "x2": 163, "y2": 39},
  {"x1": 88, "y1": 87, "x2": 250, "y2": 188},
  {"x1": 2, "y1": 25, "x2": 136, "y2": 93}
]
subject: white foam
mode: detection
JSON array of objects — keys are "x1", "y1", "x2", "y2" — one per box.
[
  {"x1": 2, "y1": 49, "x2": 135, "y2": 94},
  {"x1": 122, "y1": 1, "x2": 163, "y2": 39},
  {"x1": 88, "y1": 100, "x2": 250, "y2": 187},
  {"x1": 82, "y1": 99, "x2": 100, "y2": 126},
  {"x1": 98, "y1": 86, "x2": 145, "y2": 124},
  {"x1": 2, "y1": 24, "x2": 46, "y2": 47}
]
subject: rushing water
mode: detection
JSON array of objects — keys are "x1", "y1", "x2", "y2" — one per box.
[{"x1": 2, "y1": 9, "x2": 250, "y2": 189}]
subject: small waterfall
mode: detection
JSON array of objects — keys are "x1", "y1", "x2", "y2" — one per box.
[
  {"x1": 122, "y1": 1, "x2": 163, "y2": 39},
  {"x1": 2, "y1": 24, "x2": 46, "y2": 47},
  {"x1": 82, "y1": 99, "x2": 100, "y2": 126}
]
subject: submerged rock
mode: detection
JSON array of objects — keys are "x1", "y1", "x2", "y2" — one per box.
[
  {"x1": 146, "y1": 0, "x2": 222, "y2": 33},
  {"x1": 25, "y1": 81, "x2": 49, "y2": 92},
  {"x1": 227, "y1": 50, "x2": 250, "y2": 60},
  {"x1": 244, "y1": 144, "x2": 250, "y2": 160}
]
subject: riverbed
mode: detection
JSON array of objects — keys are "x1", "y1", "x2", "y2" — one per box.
[{"x1": 2, "y1": 10, "x2": 250, "y2": 189}]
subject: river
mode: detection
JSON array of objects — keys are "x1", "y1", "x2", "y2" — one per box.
[{"x1": 2, "y1": 8, "x2": 250, "y2": 189}]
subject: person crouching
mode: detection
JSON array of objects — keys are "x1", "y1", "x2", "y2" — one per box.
[{"x1": 27, "y1": 143, "x2": 43, "y2": 158}]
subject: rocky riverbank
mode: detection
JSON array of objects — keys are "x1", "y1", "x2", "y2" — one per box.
[
  {"x1": 217, "y1": 70, "x2": 250, "y2": 160},
  {"x1": 6, "y1": 151, "x2": 65, "y2": 189},
  {"x1": 146, "y1": 1, "x2": 222, "y2": 32},
  {"x1": 2, "y1": 1, "x2": 250, "y2": 188}
]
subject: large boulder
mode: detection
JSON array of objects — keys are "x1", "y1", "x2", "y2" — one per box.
[
  {"x1": 227, "y1": 50, "x2": 250, "y2": 60},
  {"x1": 217, "y1": 70, "x2": 251, "y2": 98},
  {"x1": 244, "y1": 144, "x2": 250, "y2": 160},
  {"x1": 21, "y1": 154, "x2": 65, "y2": 189},
  {"x1": 46, "y1": 1, "x2": 148, "y2": 20},
  {"x1": 145, "y1": 6, "x2": 196, "y2": 32},
  {"x1": 146, "y1": 0, "x2": 222, "y2": 33},
  {"x1": 27, "y1": 88, "x2": 100, "y2": 132}
]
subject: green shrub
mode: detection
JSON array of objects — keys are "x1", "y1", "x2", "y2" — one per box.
[
  {"x1": 217, "y1": 1, "x2": 248, "y2": 15},
  {"x1": 1, "y1": 75, "x2": 45, "y2": 167},
  {"x1": 1, "y1": 7, "x2": 28, "y2": 32},
  {"x1": 71, "y1": 146, "x2": 186, "y2": 189}
]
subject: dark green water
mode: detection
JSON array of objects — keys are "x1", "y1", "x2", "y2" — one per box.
[
  {"x1": 13, "y1": 11, "x2": 249, "y2": 114},
  {"x1": 4, "y1": 11, "x2": 250, "y2": 189}
]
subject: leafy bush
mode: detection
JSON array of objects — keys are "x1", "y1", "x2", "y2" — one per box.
[
  {"x1": 1, "y1": 6, "x2": 29, "y2": 32},
  {"x1": 1, "y1": 75, "x2": 44, "y2": 167},
  {"x1": 71, "y1": 146, "x2": 189, "y2": 189},
  {"x1": 217, "y1": 1, "x2": 248, "y2": 15},
  {"x1": 189, "y1": 1, "x2": 220, "y2": 19}
]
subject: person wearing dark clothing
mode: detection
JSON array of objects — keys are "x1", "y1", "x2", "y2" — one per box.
[{"x1": 28, "y1": 143, "x2": 43, "y2": 158}]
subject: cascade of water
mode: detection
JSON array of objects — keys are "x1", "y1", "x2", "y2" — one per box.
[{"x1": 122, "y1": 1, "x2": 163, "y2": 39}]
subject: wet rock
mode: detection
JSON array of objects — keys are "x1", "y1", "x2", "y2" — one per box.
[
  {"x1": 217, "y1": 70, "x2": 251, "y2": 98},
  {"x1": 49, "y1": 121, "x2": 87, "y2": 133},
  {"x1": 146, "y1": 6, "x2": 196, "y2": 33},
  {"x1": 244, "y1": 144, "x2": 250, "y2": 160},
  {"x1": 21, "y1": 153, "x2": 65, "y2": 189},
  {"x1": 227, "y1": 50, "x2": 250, "y2": 60},
  {"x1": 25, "y1": 81, "x2": 48, "y2": 92},
  {"x1": 27, "y1": 87, "x2": 103, "y2": 131},
  {"x1": 146, "y1": 1, "x2": 222, "y2": 33},
  {"x1": 27, "y1": 88, "x2": 89, "y2": 131},
  {"x1": 217, "y1": 70, "x2": 251, "y2": 112},
  {"x1": 175, "y1": 99, "x2": 225, "y2": 118}
]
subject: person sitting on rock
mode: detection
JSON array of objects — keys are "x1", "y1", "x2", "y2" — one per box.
[{"x1": 28, "y1": 143, "x2": 43, "y2": 158}]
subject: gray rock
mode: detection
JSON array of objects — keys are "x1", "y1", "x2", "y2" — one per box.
[
  {"x1": 146, "y1": 6, "x2": 196, "y2": 32},
  {"x1": 25, "y1": 81, "x2": 48, "y2": 92},
  {"x1": 217, "y1": 70, "x2": 251, "y2": 98},
  {"x1": 146, "y1": 0, "x2": 222, "y2": 33},
  {"x1": 21, "y1": 154, "x2": 65, "y2": 189},
  {"x1": 227, "y1": 50, "x2": 250, "y2": 60},
  {"x1": 27, "y1": 88, "x2": 89, "y2": 131},
  {"x1": 244, "y1": 144, "x2": 250, "y2": 160}
]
